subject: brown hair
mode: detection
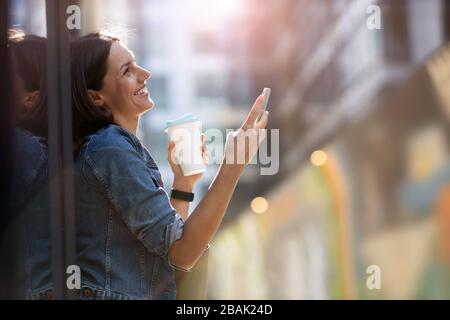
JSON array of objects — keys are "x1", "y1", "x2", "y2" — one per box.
[
  {"x1": 70, "y1": 32, "x2": 120, "y2": 146},
  {"x1": 9, "y1": 30, "x2": 48, "y2": 138}
]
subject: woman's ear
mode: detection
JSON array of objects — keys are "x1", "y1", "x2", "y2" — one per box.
[
  {"x1": 87, "y1": 89, "x2": 105, "y2": 107},
  {"x1": 23, "y1": 91, "x2": 40, "y2": 109}
]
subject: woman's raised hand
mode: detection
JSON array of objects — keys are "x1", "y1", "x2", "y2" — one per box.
[{"x1": 223, "y1": 94, "x2": 269, "y2": 167}]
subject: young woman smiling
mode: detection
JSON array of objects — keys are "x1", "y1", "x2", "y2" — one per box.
[{"x1": 70, "y1": 33, "x2": 269, "y2": 300}]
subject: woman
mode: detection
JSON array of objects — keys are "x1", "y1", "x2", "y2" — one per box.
[
  {"x1": 8, "y1": 32, "x2": 48, "y2": 210},
  {"x1": 71, "y1": 32, "x2": 269, "y2": 300},
  {"x1": 0, "y1": 31, "x2": 51, "y2": 299}
]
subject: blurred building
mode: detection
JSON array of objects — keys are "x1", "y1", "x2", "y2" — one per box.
[{"x1": 207, "y1": 0, "x2": 450, "y2": 299}]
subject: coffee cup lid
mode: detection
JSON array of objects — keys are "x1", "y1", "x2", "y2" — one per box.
[{"x1": 165, "y1": 113, "x2": 200, "y2": 130}]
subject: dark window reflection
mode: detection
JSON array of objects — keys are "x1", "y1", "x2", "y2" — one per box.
[{"x1": 0, "y1": 30, "x2": 51, "y2": 299}]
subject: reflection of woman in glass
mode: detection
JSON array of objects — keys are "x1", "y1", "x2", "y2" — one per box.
[
  {"x1": 8, "y1": 31, "x2": 48, "y2": 211},
  {"x1": 0, "y1": 31, "x2": 50, "y2": 299},
  {"x1": 70, "y1": 33, "x2": 269, "y2": 299}
]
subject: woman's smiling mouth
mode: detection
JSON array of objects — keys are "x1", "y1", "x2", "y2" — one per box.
[{"x1": 134, "y1": 86, "x2": 149, "y2": 97}]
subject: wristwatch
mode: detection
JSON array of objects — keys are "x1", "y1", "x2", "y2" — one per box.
[{"x1": 170, "y1": 189, "x2": 194, "y2": 202}]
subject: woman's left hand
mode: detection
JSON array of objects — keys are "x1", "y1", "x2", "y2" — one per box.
[{"x1": 168, "y1": 134, "x2": 209, "y2": 191}]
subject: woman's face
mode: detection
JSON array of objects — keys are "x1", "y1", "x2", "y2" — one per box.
[{"x1": 98, "y1": 41, "x2": 153, "y2": 118}]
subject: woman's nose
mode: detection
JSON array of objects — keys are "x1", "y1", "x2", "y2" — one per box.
[{"x1": 138, "y1": 66, "x2": 151, "y2": 82}]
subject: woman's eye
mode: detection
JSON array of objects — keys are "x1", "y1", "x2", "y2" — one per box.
[{"x1": 124, "y1": 68, "x2": 131, "y2": 76}]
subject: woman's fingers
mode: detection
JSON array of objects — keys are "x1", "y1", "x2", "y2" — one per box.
[
  {"x1": 201, "y1": 134, "x2": 205, "y2": 149},
  {"x1": 170, "y1": 135, "x2": 209, "y2": 166},
  {"x1": 167, "y1": 140, "x2": 177, "y2": 165},
  {"x1": 200, "y1": 134, "x2": 206, "y2": 152},
  {"x1": 202, "y1": 152, "x2": 209, "y2": 164},
  {"x1": 241, "y1": 95, "x2": 264, "y2": 130},
  {"x1": 167, "y1": 140, "x2": 174, "y2": 155},
  {"x1": 200, "y1": 134, "x2": 209, "y2": 164},
  {"x1": 254, "y1": 110, "x2": 269, "y2": 129}
]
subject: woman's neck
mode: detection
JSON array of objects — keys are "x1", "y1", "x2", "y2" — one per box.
[{"x1": 113, "y1": 113, "x2": 139, "y2": 135}]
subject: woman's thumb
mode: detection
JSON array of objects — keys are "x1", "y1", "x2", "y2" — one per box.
[{"x1": 255, "y1": 111, "x2": 269, "y2": 129}]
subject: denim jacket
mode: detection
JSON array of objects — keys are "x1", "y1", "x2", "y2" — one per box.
[
  {"x1": 0, "y1": 128, "x2": 51, "y2": 299},
  {"x1": 74, "y1": 124, "x2": 185, "y2": 300}
]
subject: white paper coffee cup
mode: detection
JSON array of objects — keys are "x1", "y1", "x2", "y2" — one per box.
[{"x1": 165, "y1": 113, "x2": 206, "y2": 176}]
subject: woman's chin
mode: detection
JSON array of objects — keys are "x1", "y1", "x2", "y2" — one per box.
[
  {"x1": 139, "y1": 100, "x2": 155, "y2": 114},
  {"x1": 147, "y1": 99, "x2": 155, "y2": 110}
]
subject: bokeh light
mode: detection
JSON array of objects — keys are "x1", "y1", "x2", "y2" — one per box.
[
  {"x1": 251, "y1": 197, "x2": 269, "y2": 214},
  {"x1": 310, "y1": 150, "x2": 328, "y2": 167}
]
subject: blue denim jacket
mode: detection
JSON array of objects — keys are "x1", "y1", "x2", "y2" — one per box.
[
  {"x1": 0, "y1": 128, "x2": 51, "y2": 299},
  {"x1": 74, "y1": 124, "x2": 185, "y2": 300}
]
